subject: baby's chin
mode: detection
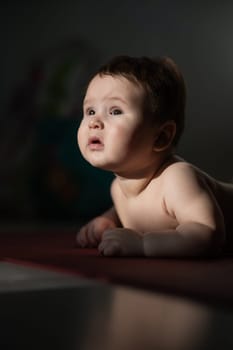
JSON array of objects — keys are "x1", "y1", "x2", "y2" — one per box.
[
  {"x1": 87, "y1": 158, "x2": 117, "y2": 172},
  {"x1": 81, "y1": 150, "x2": 124, "y2": 172}
]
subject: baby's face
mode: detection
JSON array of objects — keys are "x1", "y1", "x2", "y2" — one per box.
[{"x1": 77, "y1": 74, "x2": 158, "y2": 176}]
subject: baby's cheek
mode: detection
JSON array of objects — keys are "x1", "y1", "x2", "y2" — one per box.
[{"x1": 77, "y1": 124, "x2": 84, "y2": 142}]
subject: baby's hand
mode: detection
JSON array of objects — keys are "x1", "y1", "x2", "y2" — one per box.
[
  {"x1": 76, "y1": 216, "x2": 117, "y2": 248},
  {"x1": 98, "y1": 228, "x2": 143, "y2": 256}
]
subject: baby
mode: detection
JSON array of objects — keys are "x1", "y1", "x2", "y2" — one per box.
[{"x1": 76, "y1": 55, "x2": 233, "y2": 257}]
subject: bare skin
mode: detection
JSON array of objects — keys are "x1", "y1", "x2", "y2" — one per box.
[{"x1": 76, "y1": 74, "x2": 233, "y2": 257}]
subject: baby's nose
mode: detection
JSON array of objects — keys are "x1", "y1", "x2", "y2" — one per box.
[{"x1": 88, "y1": 117, "x2": 104, "y2": 129}]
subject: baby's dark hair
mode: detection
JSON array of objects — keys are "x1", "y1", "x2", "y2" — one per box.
[{"x1": 96, "y1": 55, "x2": 186, "y2": 146}]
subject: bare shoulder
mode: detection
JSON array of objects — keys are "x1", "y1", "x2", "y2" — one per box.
[
  {"x1": 161, "y1": 159, "x2": 222, "y2": 191},
  {"x1": 160, "y1": 160, "x2": 220, "y2": 209},
  {"x1": 161, "y1": 160, "x2": 207, "y2": 189},
  {"x1": 162, "y1": 160, "x2": 195, "y2": 176}
]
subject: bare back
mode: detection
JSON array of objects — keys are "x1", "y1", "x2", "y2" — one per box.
[
  {"x1": 214, "y1": 181, "x2": 233, "y2": 253},
  {"x1": 190, "y1": 168, "x2": 233, "y2": 252}
]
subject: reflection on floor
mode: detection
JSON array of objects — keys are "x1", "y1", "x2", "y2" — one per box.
[{"x1": 0, "y1": 262, "x2": 233, "y2": 350}]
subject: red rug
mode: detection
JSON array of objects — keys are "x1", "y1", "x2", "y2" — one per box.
[{"x1": 1, "y1": 230, "x2": 233, "y2": 305}]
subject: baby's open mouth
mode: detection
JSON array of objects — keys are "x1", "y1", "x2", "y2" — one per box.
[
  {"x1": 88, "y1": 137, "x2": 104, "y2": 149},
  {"x1": 92, "y1": 138, "x2": 101, "y2": 144},
  {"x1": 89, "y1": 136, "x2": 102, "y2": 144}
]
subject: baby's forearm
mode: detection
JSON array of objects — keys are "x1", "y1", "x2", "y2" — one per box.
[{"x1": 143, "y1": 223, "x2": 224, "y2": 257}]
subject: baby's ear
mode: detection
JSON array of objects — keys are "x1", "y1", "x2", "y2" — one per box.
[{"x1": 153, "y1": 121, "x2": 176, "y2": 152}]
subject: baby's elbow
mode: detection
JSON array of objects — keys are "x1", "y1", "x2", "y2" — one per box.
[
  {"x1": 177, "y1": 222, "x2": 225, "y2": 257},
  {"x1": 198, "y1": 218, "x2": 226, "y2": 257}
]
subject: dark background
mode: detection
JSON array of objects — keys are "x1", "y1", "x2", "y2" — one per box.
[{"x1": 0, "y1": 1, "x2": 232, "y2": 225}]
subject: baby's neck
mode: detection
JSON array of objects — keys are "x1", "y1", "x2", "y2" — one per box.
[
  {"x1": 116, "y1": 173, "x2": 155, "y2": 198},
  {"x1": 115, "y1": 154, "x2": 178, "y2": 198}
]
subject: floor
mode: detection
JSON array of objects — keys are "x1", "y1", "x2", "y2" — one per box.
[{"x1": 1, "y1": 228, "x2": 233, "y2": 349}]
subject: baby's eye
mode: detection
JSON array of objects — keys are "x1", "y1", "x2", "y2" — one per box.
[
  {"x1": 110, "y1": 108, "x2": 123, "y2": 115},
  {"x1": 86, "y1": 108, "x2": 95, "y2": 116}
]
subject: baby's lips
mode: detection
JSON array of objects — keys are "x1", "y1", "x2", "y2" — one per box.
[{"x1": 88, "y1": 136, "x2": 103, "y2": 145}]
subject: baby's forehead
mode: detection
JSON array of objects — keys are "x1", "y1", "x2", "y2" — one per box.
[
  {"x1": 86, "y1": 73, "x2": 145, "y2": 98},
  {"x1": 89, "y1": 73, "x2": 132, "y2": 86}
]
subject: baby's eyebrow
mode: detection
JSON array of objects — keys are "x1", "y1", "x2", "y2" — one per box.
[
  {"x1": 107, "y1": 96, "x2": 129, "y2": 105},
  {"x1": 83, "y1": 98, "x2": 92, "y2": 106},
  {"x1": 83, "y1": 96, "x2": 128, "y2": 106}
]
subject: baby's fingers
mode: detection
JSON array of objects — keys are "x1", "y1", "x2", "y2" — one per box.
[
  {"x1": 76, "y1": 226, "x2": 88, "y2": 247},
  {"x1": 77, "y1": 224, "x2": 99, "y2": 248},
  {"x1": 102, "y1": 228, "x2": 122, "y2": 240},
  {"x1": 98, "y1": 239, "x2": 121, "y2": 256}
]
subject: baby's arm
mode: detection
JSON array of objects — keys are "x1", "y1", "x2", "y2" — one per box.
[
  {"x1": 144, "y1": 165, "x2": 226, "y2": 257},
  {"x1": 76, "y1": 206, "x2": 120, "y2": 248},
  {"x1": 143, "y1": 223, "x2": 222, "y2": 257},
  {"x1": 99, "y1": 223, "x2": 220, "y2": 257}
]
